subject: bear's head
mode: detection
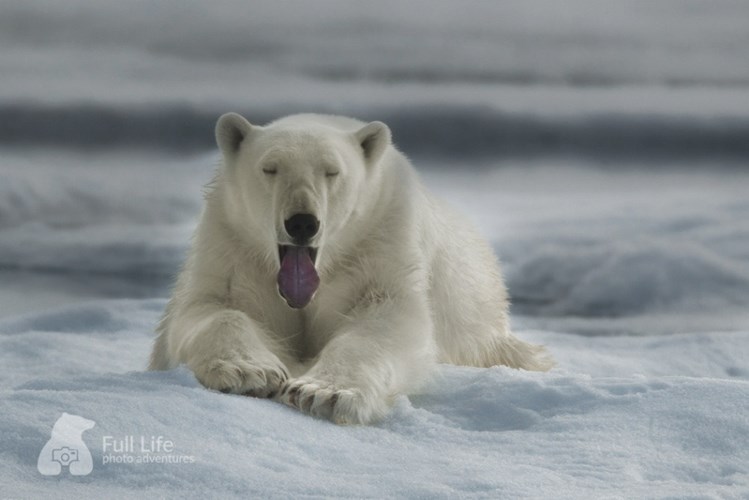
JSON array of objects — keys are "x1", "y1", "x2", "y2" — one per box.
[{"x1": 215, "y1": 113, "x2": 391, "y2": 309}]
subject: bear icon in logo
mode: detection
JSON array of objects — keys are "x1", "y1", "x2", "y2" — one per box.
[{"x1": 38, "y1": 412, "x2": 95, "y2": 476}]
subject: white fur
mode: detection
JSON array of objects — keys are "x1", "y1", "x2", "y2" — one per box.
[{"x1": 150, "y1": 112, "x2": 553, "y2": 424}]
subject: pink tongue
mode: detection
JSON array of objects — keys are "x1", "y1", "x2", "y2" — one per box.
[{"x1": 277, "y1": 246, "x2": 320, "y2": 309}]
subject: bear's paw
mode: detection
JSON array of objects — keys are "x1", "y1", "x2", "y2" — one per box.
[
  {"x1": 193, "y1": 354, "x2": 289, "y2": 398},
  {"x1": 277, "y1": 377, "x2": 387, "y2": 425}
]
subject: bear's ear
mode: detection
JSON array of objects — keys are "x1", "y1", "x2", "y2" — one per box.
[
  {"x1": 354, "y1": 121, "x2": 391, "y2": 165},
  {"x1": 215, "y1": 112, "x2": 254, "y2": 157}
]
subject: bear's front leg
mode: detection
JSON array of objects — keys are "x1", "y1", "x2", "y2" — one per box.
[
  {"x1": 180, "y1": 308, "x2": 289, "y2": 397},
  {"x1": 278, "y1": 295, "x2": 436, "y2": 424}
]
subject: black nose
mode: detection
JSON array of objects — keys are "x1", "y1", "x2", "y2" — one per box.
[{"x1": 284, "y1": 213, "x2": 320, "y2": 244}]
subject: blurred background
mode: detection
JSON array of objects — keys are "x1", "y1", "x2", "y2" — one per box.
[{"x1": 1, "y1": 0, "x2": 748, "y2": 335}]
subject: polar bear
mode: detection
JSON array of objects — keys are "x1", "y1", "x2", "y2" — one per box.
[
  {"x1": 37, "y1": 412, "x2": 95, "y2": 476},
  {"x1": 149, "y1": 112, "x2": 553, "y2": 424}
]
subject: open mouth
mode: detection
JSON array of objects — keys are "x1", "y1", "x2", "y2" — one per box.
[
  {"x1": 276, "y1": 245, "x2": 320, "y2": 309},
  {"x1": 278, "y1": 245, "x2": 318, "y2": 265}
]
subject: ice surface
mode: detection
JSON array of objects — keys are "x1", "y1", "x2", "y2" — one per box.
[{"x1": 0, "y1": 300, "x2": 747, "y2": 498}]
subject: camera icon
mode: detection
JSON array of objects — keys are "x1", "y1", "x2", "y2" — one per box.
[{"x1": 51, "y1": 447, "x2": 79, "y2": 467}]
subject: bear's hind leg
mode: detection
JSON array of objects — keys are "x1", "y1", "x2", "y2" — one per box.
[
  {"x1": 480, "y1": 331, "x2": 555, "y2": 372},
  {"x1": 436, "y1": 319, "x2": 554, "y2": 372}
]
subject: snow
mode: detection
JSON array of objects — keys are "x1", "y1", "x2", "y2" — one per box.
[
  {"x1": 2, "y1": 0, "x2": 749, "y2": 497},
  {"x1": 0, "y1": 300, "x2": 748, "y2": 498}
]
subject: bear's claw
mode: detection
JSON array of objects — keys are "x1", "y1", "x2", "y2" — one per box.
[
  {"x1": 276, "y1": 378, "x2": 383, "y2": 425},
  {"x1": 194, "y1": 356, "x2": 288, "y2": 398}
]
